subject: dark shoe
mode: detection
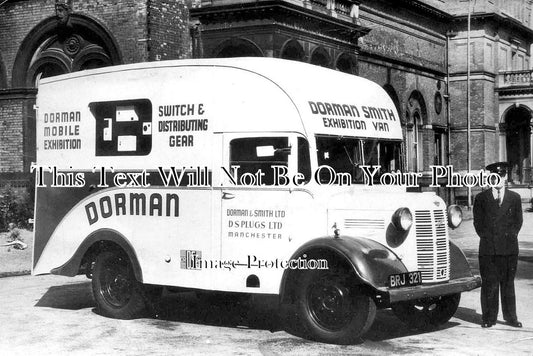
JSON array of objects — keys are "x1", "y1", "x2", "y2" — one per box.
[
  {"x1": 481, "y1": 322, "x2": 492, "y2": 328},
  {"x1": 506, "y1": 320, "x2": 522, "y2": 328}
]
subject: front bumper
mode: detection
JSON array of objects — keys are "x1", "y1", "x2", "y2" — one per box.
[{"x1": 377, "y1": 275, "x2": 482, "y2": 304}]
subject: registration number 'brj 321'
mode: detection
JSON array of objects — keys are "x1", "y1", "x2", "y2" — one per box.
[{"x1": 388, "y1": 271, "x2": 422, "y2": 288}]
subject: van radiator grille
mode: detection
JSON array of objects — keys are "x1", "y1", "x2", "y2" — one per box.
[{"x1": 414, "y1": 210, "x2": 450, "y2": 283}]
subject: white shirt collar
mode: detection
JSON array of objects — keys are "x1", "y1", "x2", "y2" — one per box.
[{"x1": 492, "y1": 186, "x2": 505, "y2": 201}]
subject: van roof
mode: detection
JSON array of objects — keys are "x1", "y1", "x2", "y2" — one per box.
[{"x1": 39, "y1": 57, "x2": 402, "y2": 140}]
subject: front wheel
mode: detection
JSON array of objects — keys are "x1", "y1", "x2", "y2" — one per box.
[
  {"x1": 392, "y1": 293, "x2": 461, "y2": 330},
  {"x1": 92, "y1": 251, "x2": 147, "y2": 319},
  {"x1": 287, "y1": 266, "x2": 376, "y2": 344}
]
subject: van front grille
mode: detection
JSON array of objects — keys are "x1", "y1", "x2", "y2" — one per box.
[{"x1": 414, "y1": 210, "x2": 450, "y2": 283}]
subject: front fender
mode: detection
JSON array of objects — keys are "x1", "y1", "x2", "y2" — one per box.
[
  {"x1": 281, "y1": 235, "x2": 408, "y2": 293},
  {"x1": 449, "y1": 239, "x2": 475, "y2": 279}
]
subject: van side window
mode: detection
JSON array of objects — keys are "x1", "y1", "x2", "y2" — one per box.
[
  {"x1": 90, "y1": 99, "x2": 152, "y2": 156},
  {"x1": 298, "y1": 137, "x2": 311, "y2": 184},
  {"x1": 364, "y1": 140, "x2": 401, "y2": 172},
  {"x1": 229, "y1": 137, "x2": 289, "y2": 185}
]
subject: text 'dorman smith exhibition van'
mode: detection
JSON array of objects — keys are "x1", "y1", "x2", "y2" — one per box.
[{"x1": 33, "y1": 58, "x2": 481, "y2": 344}]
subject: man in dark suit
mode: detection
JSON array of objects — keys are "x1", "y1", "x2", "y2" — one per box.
[{"x1": 473, "y1": 162, "x2": 523, "y2": 328}]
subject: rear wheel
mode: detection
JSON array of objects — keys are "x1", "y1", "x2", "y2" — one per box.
[
  {"x1": 286, "y1": 265, "x2": 376, "y2": 344},
  {"x1": 92, "y1": 251, "x2": 146, "y2": 319},
  {"x1": 392, "y1": 293, "x2": 461, "y2": 329}
]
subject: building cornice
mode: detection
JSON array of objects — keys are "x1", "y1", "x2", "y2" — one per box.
[
  {"x1": 358, "y1": 50, "x2": 446, "y2": 77},
  {"x1": 191, "y1": 0, "x2": 371, "y2": 40},
  {"x1": 393, "y1": 0, "x2": 453, "y2": 20},
  {"x1": 496, "y1": 86, "x2": 533, "y2": 96},
  {"x1": 453, "y1": 12, "x2": 533, "y2": 42}
]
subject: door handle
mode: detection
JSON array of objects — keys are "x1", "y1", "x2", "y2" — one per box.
[{"x1": 222, "y1": 192, "x2": 235, "y2": 200}]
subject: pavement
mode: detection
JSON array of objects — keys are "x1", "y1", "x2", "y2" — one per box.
[{"x1": 0, "y1": 229, "x2": 32, "y2": 278}]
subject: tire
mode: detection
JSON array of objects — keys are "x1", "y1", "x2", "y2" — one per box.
[
  {"x1": 392, "y1": 293, "x2": 461, "y2": 330},
  {"x1": 286, "y1": 265, "x2": 376, "y2": 345},
  {"x1": 92, "y1": 251, "x2": 147, "y2": 319}
]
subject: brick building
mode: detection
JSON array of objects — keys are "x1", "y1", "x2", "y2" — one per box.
[
  {"x1": 191, "y1": 0, "x2": 533, "y2": 197},
  {"x1": 445, "y1": 0, "x2": 533, "y2": 186},
  {"x1": 0, "y1": 0, "x2": 192, "y2": 185},
  {"x1": 1, "y1": 0, "x2": 533, "y2": 200},
  {"x1": 191, "y1": 0, "x2": 451, "y2": 178}
]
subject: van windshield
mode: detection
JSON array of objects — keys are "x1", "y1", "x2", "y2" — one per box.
[{"x1": 315, "y1": 135, "x2": 402, "y2": 184}]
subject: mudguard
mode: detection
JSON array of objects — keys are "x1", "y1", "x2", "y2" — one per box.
[
  {"x1": 280, "y1": 235, "x2": 408, "y2": 293},
  {"x1": 449, "y1": 239, "x2": 475, "y2": 279},
  {"x1": 50, "y1": 229, "x2": 144, "y2": 282},
  {"x1": 280, "y1": 236, "x2": 481, "y2": 306}
]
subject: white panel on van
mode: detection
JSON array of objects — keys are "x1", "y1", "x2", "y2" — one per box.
[
  {"x1": 117, "y1": 135, "x2": 137, "y2": 151},
  {"x1": 116, "y1": 106, "x2": 139, "y2": 122},
  {"x1": 103, "y1": 118, "x2": 112, "y2": 141}
]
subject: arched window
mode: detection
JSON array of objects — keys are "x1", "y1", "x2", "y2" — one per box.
[
  {"x1": 336, "y1": 53, "x2": 356, "y2": 74},
  {"x1": 310, "y1": 47, "x2": 330, "y2": 68},
  {"x1": 12, "y1": 14, "x2": 121, "y2": 88},
  {"x1": 412, "y1": 111, "x2": 422, "y2": 171},
  {"x1": 280, "y1": 40, "x2": 305, "y2": 62},
  {"x1": 405, "y1": 91, "x2": 428, "y2": 172},
  {"x1": 503, "y1": 105, "x2": 532, "y2": 184},
  {"x1": 383, "y1": 84, "x2": 404, "y2": 170}
]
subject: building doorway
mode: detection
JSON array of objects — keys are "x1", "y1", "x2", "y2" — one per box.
[{"x1": 505, "y1": 106, "x2": 531, "y2": 184}]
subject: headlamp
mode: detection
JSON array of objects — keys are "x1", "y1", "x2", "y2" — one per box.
[
  {"x1": 447, "y1": 205, "x2": 463, "y2": 229},
  {"x1": 391, "y1": 207, "x2": 413, "y2": 231}
]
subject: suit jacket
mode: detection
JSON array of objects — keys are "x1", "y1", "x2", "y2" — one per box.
[{"x1": 473, "y1": 188, "x2": 523, "y2": 256}]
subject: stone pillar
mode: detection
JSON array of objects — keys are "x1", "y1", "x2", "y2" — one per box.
[
  {"x1": 529, "y1": 118, "x2": 533, "y2": 183},
  {"x1": 499, "y1": 122, "x2": 507, "y2": 162}
]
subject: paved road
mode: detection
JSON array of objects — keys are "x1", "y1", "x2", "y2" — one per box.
[{"x1": 1, "y1": 211, "x2": 532, "y2": 355}]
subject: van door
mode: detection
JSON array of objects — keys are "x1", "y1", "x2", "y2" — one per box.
[{"x1": 215, "y1": 134, "x2": 297, "y2": 293}]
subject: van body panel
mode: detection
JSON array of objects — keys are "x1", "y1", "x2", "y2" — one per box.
[{"x1": 33, "y1": 58, "x2": 479, "y2": 300}]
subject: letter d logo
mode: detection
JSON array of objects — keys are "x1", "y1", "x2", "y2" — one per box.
[{"x1": 85, "y1": 202, "x2": 99, "y2": 225}]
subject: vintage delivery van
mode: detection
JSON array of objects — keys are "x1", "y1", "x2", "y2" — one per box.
[{"x1": 33, "y1": 57, "x2": 481, "y2": 344}]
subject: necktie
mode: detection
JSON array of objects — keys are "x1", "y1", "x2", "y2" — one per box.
[{"x1": 497, "y1": 190, "x2": 502, "y2": 207}]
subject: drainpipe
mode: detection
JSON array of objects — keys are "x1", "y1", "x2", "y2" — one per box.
[
  {"x1": 466, "y1": 0, "x2": 472, "y2": 208},
  {"x1": 147, "y1": 0, "x2": 151, "y2": 61},
  {"x1": 445, "y1": 30, "x2": 457, "y2": 205}
]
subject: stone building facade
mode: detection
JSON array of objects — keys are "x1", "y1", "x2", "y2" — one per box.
[
  {"x1": 2, "y1": 0, "x2": 533, "y2": 200},
  {"x1": 445, "y1": 0, "x2": 533, "y2": 186}
]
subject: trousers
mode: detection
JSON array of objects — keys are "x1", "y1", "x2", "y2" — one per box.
[{"x1": 479, "y1": 255, "x2": 518, "y2": 323}]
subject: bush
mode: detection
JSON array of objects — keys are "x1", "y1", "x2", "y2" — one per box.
[{"x1": 0, "y1": 185, "x2": 33, "y2": 231}]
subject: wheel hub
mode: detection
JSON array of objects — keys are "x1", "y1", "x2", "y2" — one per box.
[
  {"x1": 321, "y1": 285, "x2": 345, "y2": 311},
  {"x1": 100, "y1": 261, "x2": 133, "y2": 308},
  {"x1": 308, "y1": 276, "x2": 353, "y2": 331}
]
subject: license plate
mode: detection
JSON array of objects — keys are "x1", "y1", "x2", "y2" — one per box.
[{"x1": 388, "y1": 271, "x2": 422, "y2": 288}]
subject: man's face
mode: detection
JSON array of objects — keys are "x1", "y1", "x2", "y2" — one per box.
[
  {"x1": 495, "y1": 172, "x2": 507, "y2": 189},
  {"x1": 488, "y1": 171, "x2": 507, "y2": 189}
]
